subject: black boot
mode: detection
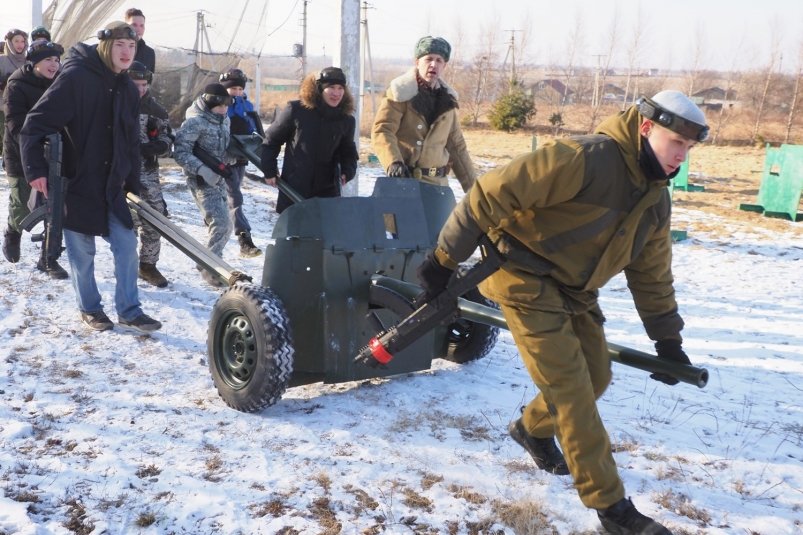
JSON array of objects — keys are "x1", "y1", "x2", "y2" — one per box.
[
  {"x1": 3, "y1": 227, "x2": 21, "y2": 263},
  {"x1": 237, "y1": 231, "x2": 262, "y2": 258},
  {"x1": 37, "y1": 249, "x2": 69, "y2": 280},
  {"x1": 508, "y1": 418, "x2": 570, "y2": 475},
  {"x1": 597, "y1": 498, "x2": 672, "y2": 535},
  {"x1": 139, "y1": 262, "x2": 168, "y2": 288}
]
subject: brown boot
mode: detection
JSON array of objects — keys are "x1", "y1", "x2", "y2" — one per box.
[{"x1": 139, "y1": 262, "x2": 168, "y2": 288}]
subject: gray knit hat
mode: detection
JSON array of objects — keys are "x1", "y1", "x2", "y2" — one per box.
[{"x1": 414, "y1": 36, "x2": 451, "y2": 62}]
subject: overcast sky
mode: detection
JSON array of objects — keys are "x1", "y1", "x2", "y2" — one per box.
[{"x1": 4, "y1": 0, "x2": 803, "y2": 72}]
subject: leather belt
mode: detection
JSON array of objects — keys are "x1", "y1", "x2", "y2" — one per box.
[{"x1": 412, "y1": 166, "x2": 448, "y2": 179}]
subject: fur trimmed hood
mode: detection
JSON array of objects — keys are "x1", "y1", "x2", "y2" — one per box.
[
  {"x1": 298, "y1": 72, "x2": 355, "y2": 115},
  {"x1": 385, "y1": 67, "x2": 458, "y2": 103}
]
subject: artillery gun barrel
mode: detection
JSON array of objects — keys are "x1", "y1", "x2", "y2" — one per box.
[
  {"x1": 127, "y1": 192, "x2": 248, "y2": 287},
  {"x1": 371, "y1": 275, "x2": 709, "y2": 388},
  {"x1": 228, "y1": 134, "x2": 306, "y2": 205}
]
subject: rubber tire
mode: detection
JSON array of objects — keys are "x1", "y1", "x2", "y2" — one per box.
[
  {"x1": 208, "y1": 282, "x2": 294, "y2": 412},
  {"x1": 440, "y1": 286, "x2": 500, "y2": 364}
]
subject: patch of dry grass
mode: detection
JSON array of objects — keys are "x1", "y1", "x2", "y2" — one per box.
[
  {"x1": 492, "y1": 498, "x2": 560, "y2": 534},
  {"x1": 654, "y1": 489, "x2": 712, "y2": 526}
]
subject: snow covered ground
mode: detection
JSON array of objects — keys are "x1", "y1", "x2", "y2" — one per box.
[{"x1": 1, "y1": 160, "x2": 802, "y2": 534}]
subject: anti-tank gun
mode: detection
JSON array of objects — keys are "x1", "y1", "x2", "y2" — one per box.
[{"x1": 126, "y1": 134, "x2": 709, "y2": 413}]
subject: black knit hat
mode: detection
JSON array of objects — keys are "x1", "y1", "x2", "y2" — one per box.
[
  {"x1": 220, "y1": 68, "x2": 247, "y2": 89},
  {"x1": 317, "y1": 67, "x2": 346, "y2": 89},
  {"x1": 202, "y1": 83, "x2": 232, "y2": 108},
  {"x1": 26, "y1": 39, "x2": 63, "y2": 64},
  {"x1": 30, "y1": 26, "x2": 51, "y2": 41},
  {"x1": 127, "y1": 60, "x2": 153, "y2": 83},
  {"x1": 414, "y1": 36, "x2": 451, "y2": 62}
]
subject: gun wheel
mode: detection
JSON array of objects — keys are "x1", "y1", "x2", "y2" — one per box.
[
  {"x1": 208, "y1": 283, "x2": 294, "y2": 412},
  {"x1": 440, "y1": 288, "x2": 500, "y2": 364}
]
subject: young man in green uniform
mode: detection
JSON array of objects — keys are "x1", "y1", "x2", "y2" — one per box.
[{"x1": 416, "y1": 90, "x2": 708, "y2": 534}]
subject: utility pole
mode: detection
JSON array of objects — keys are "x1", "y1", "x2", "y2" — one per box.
[
  {"x1": 32, "y1": 0, "x2": 43, "y2": 26},
  {"x1": 193, "y1": 11, "x2": 213, "y2": 71},
  {"x1": 503, "y1": 29, "x2": 520, "y2": 90},
  {"x1": 360, "y1": 2, "x2": 376, "y2": 114},
  {"x1": 336, "y1": 0, "x2": 361, "y2": 196},
  {"x1": 300, "y1": 0, "x2": 309, "y2": 78},
  {"x1": 591, "y1": 54, "x2": 605, "y2": 107}
]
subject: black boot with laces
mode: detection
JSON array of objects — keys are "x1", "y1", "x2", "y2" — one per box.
[
  {"x1": 597, "y1": 498, "x2": 672, "y2": 535},
  {"x1": 3, "y1": 227, "x2": 21, "y2": 263}
]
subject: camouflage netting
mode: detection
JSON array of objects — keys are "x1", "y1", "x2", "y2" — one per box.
[
  {"x1": 44, "y1": 0, "x2": 127, "y2": 49},
  {"x1": 42, "y1": 0, "x2": 243, "y2": 127}
]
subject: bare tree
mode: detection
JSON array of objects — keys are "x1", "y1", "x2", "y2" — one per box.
[
  {"x1": 784, "y1": 41, "x2": 803, "y2": 144},
  {"x1": 449, "y1": 15, "x2": 503, "y2": 127},
  {"x1": 552, "y1": 8, "x2": 586, "y2": 135},
  {"x1": 588, "y1": 6, "x2": 620, "y2": 132},
  {"x1": 752, "y1": 17, "x2": 783, "y2": 144},
  {"x1": 685, "y1": 22, "x2": 708, "y2": 97},
  {"x1": 622, "y1": 4, "x2": 648, "y2": 109}
]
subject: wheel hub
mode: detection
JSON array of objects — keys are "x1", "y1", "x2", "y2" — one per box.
[{"x1": 218, "y1": 315, "x2": 258, "y2": 387}]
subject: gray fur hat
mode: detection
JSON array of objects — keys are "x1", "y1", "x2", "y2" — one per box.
[{"x1": 414, "y1": 36, "x2": 451, "y2": 62}]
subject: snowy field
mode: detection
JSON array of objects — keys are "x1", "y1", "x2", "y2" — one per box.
[{"x1": 1, "y1": 159, "x2": 802, "y2": 534}]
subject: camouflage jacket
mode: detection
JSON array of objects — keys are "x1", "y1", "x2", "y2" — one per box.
[
  {"x1": 138, "y1": 93, "x2": 172, "y2": 173},
  {"x1": 173, "y1": 96, "x2": 231, "y2": 178}
]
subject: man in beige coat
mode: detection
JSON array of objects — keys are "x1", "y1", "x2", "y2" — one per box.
[{"x1": 372, "y1": 36, "x2": 475, "y2": 192}]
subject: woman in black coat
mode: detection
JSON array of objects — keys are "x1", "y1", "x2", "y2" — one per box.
[{"x1": 261, "y1": 67, "x2": 358, "y2": 213}]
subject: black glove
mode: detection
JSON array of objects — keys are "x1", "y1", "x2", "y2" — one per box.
[
  {"x1": 145, "y1": 116, "x2": 159, "y2": 139},
  {"x1": 387, "y1": 161, "x2": 410, "y2": 177},
  {"x1": 416, "y1": 254, "x2": 454, "y2": 304},
  {"x1": 650, "y1": 339, "x2": 691, "y2": 386}
]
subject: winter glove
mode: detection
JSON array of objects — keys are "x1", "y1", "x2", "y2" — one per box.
[
  {"x1": 416, "y1": 253, "x2": 454, "y2": 304},
  {"x1": 650, "y1": 339, "x2": 692, "y2": 386},
  {"x1": 141, "y1": 139, "x2": 170, "y2": 158},
  {"x1": 387, "y1": 161, "x2": 411, "y2": 177},
  {"x1": 145, "y1": 116, "x2": 160, "y2": 139},
  {"x1": 197, "y1": 165, "x2": 221, "y2": 187}
]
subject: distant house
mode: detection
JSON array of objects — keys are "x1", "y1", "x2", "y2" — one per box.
[
  {"x1": 533, "y1": 79, "x2": 575, "y2": 105},
  {"x1": 692, "y1": 86, "x2": 738, "y2": 111},
  {"x1": 602, "y1": 83, "x2": 626, "y2": 102},
  {"x1": 263, "y1": 77, "x2": 302, "y2": 92}
]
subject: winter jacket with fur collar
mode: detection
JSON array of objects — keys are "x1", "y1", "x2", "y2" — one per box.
[
  {"x1": 262, "y1": 73, "x2": 358, "y2": 213},
  {"x1": 372, "y1": 67, "x2": 475, "y2": 192}
]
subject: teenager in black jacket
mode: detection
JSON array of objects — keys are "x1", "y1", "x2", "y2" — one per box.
[
  {"x1": 2, "y1": 38, "x2": 66, "y2": 278},
  {"x1": 261, "y1": 67, "x2": 358, "y2": 214},
  {"x1": 20, "y1": 22, "x2": 161, "y2": 333}
]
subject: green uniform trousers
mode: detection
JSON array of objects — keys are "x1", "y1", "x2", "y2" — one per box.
[
  {"x1": 499, "y1": 278, "x2": 625, "y2": 510},
  {"x1": 5, "y1": 174, "x2": 32, "y2": 233}
]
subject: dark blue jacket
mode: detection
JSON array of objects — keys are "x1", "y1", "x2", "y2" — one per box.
[{"x1": 20, "y1": 42, "x2": 141, "y2": 235}]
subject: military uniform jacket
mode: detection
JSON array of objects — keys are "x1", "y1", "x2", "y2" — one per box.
[
  {"x1": 442, "y1": 106, "x2": 683, "y2": 341},
  {"x1": 20, "y1": 43, "x2": 141, "y2": 236},
  {"x1": 372, "y1": 67, "x2": 475, "y2": 192},
  {"x1": 138, "y1": 93, "x2": 171, "y2": 173},
  {"x1": 173, "y1": 97, "x2": 231, "y2": 178}
]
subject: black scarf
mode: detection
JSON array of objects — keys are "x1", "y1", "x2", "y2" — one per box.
[{"x1": 639, "y1": 136, "x2": 680, "y2": 182}]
